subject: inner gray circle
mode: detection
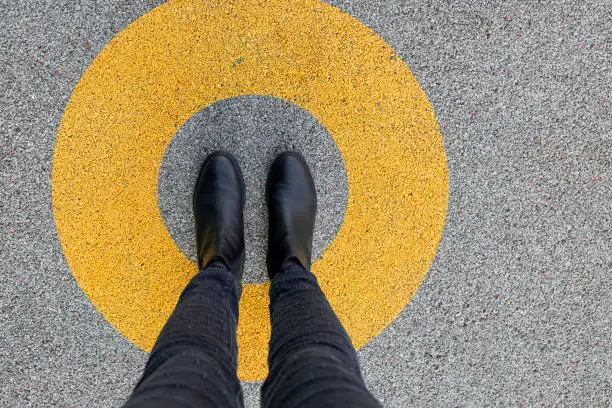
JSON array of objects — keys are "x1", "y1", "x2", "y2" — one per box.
[{"x1": 158, "y1": 96, "x2": 348, "y2": 284}]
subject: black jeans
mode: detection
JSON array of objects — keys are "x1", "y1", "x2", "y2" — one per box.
[{"x1": 124, "y1": 265, "x2": 381, "y2": 408}]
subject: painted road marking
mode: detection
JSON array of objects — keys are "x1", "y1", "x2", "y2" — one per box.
[{"x1": 52, "y1": 0, "x2": 448, "y2": 381}]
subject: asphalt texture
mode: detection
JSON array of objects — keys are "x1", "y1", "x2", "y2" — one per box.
[{"x1": 1, "y1": 0, "x2": 610, "y2": 407}]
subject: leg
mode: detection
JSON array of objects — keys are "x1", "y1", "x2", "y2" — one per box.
[
  {"x1": 261, "y1": 264, "x2": 381, "y2": 408},
  {"x1": 125, "y1": 151, "x2": 247, "y2": 407},
  {"x1": 262, "y1": 152, "x2": 381, "y2": 408},
  {"x1": 124, "y1": 265, "x2": 243, "y2": 408}
]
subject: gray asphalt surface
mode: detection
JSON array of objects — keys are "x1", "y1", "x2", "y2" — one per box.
[
  {"x1": 159, "y1": 95, "x2": 348, "y2": 284},
  {"x1": 1, "y1": 0, "x2": 610, "y2": 407}
]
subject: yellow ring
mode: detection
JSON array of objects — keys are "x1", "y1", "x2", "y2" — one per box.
[{"x1": 52, "y1": 0, "x2": 448, "y2": 381}]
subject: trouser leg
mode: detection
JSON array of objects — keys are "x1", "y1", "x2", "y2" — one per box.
[
  {"x1": 262, "y1": 265, "x2": 382, "y2": 408},
  {"x1": 124, "y1": 265, "x2": 244, "y2": 408}
]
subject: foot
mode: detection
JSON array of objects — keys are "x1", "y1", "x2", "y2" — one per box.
[
  {"x1": 266, "y1": 152, "x2": 317, "y2": 278},
  {"x1": 193, "y1": 151, "x2": 245, "y2": 279}
]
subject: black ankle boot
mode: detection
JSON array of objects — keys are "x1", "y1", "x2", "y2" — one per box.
[
  {"x1": 266, "y1": 152, "x2": 317, "y2": 278},
  {"x1": 193, "y1": 151, "x2": 245, "y2": 280}
]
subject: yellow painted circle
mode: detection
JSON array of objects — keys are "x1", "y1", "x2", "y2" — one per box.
[{"x1": 52, "y1": 0, "x2": 448, "y2": 381}]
